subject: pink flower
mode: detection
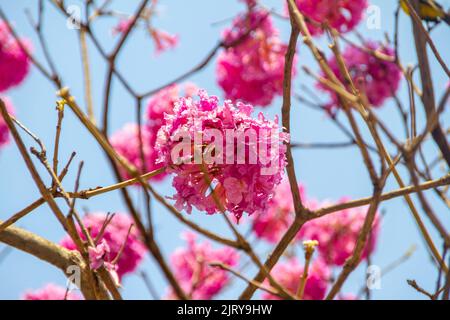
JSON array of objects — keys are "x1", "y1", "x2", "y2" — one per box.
[
  {"x1": 150, "y1": 29, "x2": 179, "y2": 54},
  {"x1": 216, "y1": 8, "x2": 296, "y2": 107},
  {"x1": 22, "y1": 284, "x2": 82, "y2": 300},
  {"x1": 252, "y1": 178, "x2": 306, "y2": 243},
  {"x1": 0, "y1": 20, "x2": 31, "y2": 92},
  {"x1": 110, "y1": 123, "x2": 167, "y2": 182},
  {"x1": 319, "y1": 42, "x2": 402, "y2": 110},
  {"x1": 0, "y1": 96, "x2": 14, "y2": 149},
  {"x1": 87, "y1": 239, "x2": 121, "y2": 286},
  {"x1": 167, "y1": 232, "x2": 239, "y2": 300},
  {"x1": 289, "y1": 0, "x2": 368, "y2": 36},
  {"x1": 298, "y1": 199, "x2": 381, "y2": 266},
  {"x1": 155, "y1": 89, "x2": 289, "y2": 221},
  {"x1": 112, "y1": 18, "x2": 134, "y2": 35},
  {"x1": 146, "y1": 83, "x2": 198, "y2": 130},
  {"x1": 60, "y1": 212, "x2": 147, "y2": 279},
  {"x1": 262, "y1": 258, "x2": 330, "y2": 300},
  {"x1": 88, "y1": 239, "x2": 111, "y2": 270}
]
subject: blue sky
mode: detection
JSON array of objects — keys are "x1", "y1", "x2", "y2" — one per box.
[{"x1": 0, "y1": 0, "x2": 449, "y2": 299}]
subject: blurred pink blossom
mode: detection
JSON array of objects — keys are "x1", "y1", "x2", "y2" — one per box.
[
  {"x1": 112, "y1": 18, "x2": 134, "y2": 35},
  {"x1": 22, "y1": 284, "x2": 82, "y2": 300},
  {"x1": 299, "y1": 198, "x2": 381, "y2": 266},
  {"x1": 167, "y1": 232, "x2": 239, "y2": 300},
  {"x1": 252, "y1": 178, "x2": 306, "y2": 243},
  {"x1": 262, "y1": 258, "x2": 330, "y2": 300},
  {"x1": 61, "y1": 212, "x2": 146, "y2": 279},
  {"x1": 319, "y1": 42, "x2": 402, "y2": 110},
  {"x1": 217, "y1": 8, "x2": 295, "y2": 107},
  {"x1": 0, "y1": 96, "x2": 14, "y2": 150},
  {"x1": 150, "y1": 29, "x2": 179, "y2": 54},
  {"x1": 289, "y1": 0, "x2": 368, "y2": 36},
  {"x1": 110, "y1": 123, "x2": 167, "y2": 182},
  {"x1": 0, "y1": 20, "x2": 31, "y2": 92}
]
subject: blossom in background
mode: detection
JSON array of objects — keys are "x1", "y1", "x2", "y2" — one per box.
[
  {"x1": 319, "y1": 42, "x2": 402, "y2": 110},
  {"x1": 111, "y1": 7, "x2": 178, "y2": 55},
  {"x1": 146, "y1": 83, "x2": 198, "y2": 131},
  {"x1": 150, "y1": 29, "x2": 179, "y2": 54},
  {"x1": 60, "y1": 212, "x2": 147, "y2": 279},
  {"x1": 0, "y1": 96, "x2": 14, "y2": 150},
  {"x1": 298, "y1": 199, "x2": 381, "y2": 266},
  {"x1": 155, "y1": 89, "x2": 289, "y2": 221},
  {"x1": 22, "y1": 284, "x2": 82, "y2": 300},
  {"x1": 216, "y1": 8, "x2": 295, "y2": 107},
  {"x1": 252, "y1": 179, "x2": 306, "y2": 243},
  {"x1": 110, "y1": 123, "x2": 167, "y2": 181},
  {"x1": 338, "y1": 293, "x2": 358, "y2": 300},
  {"x1": 289, "y1": 0, "x2": 368, "y2": 36},
  {"x1": 112, "y1": 18, "x2": 134, "y2": 35},
  {"x1": 262, "y1": 258, "x2": 330, "y2": 300},
  {"x1": 0, "y1": 20, "x2": 31, "y2": 92},
  {"x1": 167, "y1": 232, "x2": 239, "y2": 300}
]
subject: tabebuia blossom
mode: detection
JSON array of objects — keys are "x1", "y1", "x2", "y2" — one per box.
[
  {"x1": 216, "y1": 7, "x2": 295, "y2": 107},
  {"x1": 298, "y1": 200, "x2": 381, "y2": 266},
  {"x1": 167, "y1": 232, "x2": 239, "y2": 300},
  {"x1": 22, "y1": 284, "x2": 82, "y2": 300},
  {"x1": 0, "y1": 96, "x2": 14, "y2": 150},
  {"x1": 320, "y1": 42, "x2": 402, "y2": 110},
  {"x1": 252, "y1": 178, "x2": 305, "y2": 243},
  {"x1": 146, "y1": 83, "x2": 198, "y2": 130},
  {"x1": 262, "y1": 258, "x2": 330, "y2": 300},
  {"x1": 0, "y1": 20, "x2": 31, "y2": 92},
  {"x1": 155, "y1": 90, "x2": 289, "y2": 221},
  {"x1": 110, "y1": 123, "x2": 166, "y2": 181},
  {"x1": 289, "y1": 0, "x2": 368, "y2": 36},
  {"x1": 60, "y1": 212, "x2": 146, "y2": 280}
]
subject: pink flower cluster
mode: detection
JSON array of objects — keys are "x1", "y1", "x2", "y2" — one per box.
[
  {"x1": 289, "y1": 0, "x2": 368, "y2": 36},
  {"x1": 0, "y1": 96, "x2": 14, "y2": 150},
  {"x1": 252, "y1": 179, "x2": 305, "y2": 243},
  {"x1": 320, "y1": 42, "x2": 402, "y2": 109},
  {"x1": 110, "y1": 83, "x2": 197, "y2": 182},
  {"x1": 262, "y1": 258, "x2": 330, "y2": 300},
  {"x1": 167, "y1": 232, "x2": 239, "y2": 299},
  {"x1": 216, "y1": 7, "x2": 295, "y2": 107},
  {"x1": 60, "y1": 212, "x2": 147, "y2": 279},
  {"x1": 22, "y1": 284, "x2": 82, "y2": 300},
  {"x1": 0, "y1": 20, "x2": 31, "y2": 92},
  {"x1": 299, "y1": 199, "x2": 381, "y2": 266},
  {"x1": 155, "y1": 89, "x2": 289, "y2": 221},
  {"x1": 252, "y1": 179, "x2": 380, "y2": 266}
]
